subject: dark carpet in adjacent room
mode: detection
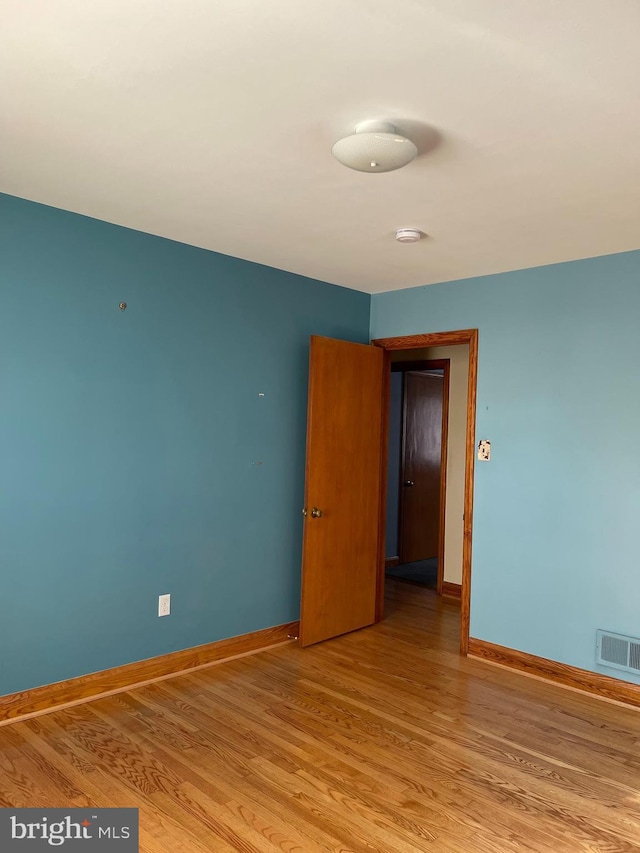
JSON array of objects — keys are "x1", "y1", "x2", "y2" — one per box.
[{"x1": 385, "y1": 558, "x2": 438, "y2": 588}]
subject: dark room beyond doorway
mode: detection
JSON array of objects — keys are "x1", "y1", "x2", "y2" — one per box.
[{"x1": 386, "y1": 363, "x2": 446, "y2": 589}]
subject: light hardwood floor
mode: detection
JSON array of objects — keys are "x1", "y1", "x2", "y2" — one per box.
[{"x1": 2, "y1": 580, "x2": 640, "y2": 852}]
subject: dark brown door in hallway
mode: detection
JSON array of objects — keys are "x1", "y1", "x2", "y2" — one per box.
[{"x1": 400, "y1": 371, "x2": 444, "y2": 563}]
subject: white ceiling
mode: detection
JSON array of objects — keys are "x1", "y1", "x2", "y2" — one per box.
[{"x1": 1, "y1": 1, "x2": 639, "y2": 294}]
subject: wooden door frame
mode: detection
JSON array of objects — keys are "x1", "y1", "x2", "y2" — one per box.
[
  {"x1": 392, "y1": 360, "x2": 450, "y2": 595},
  {"x1": 372, "y1": 330, "x2": 479, "y2": 655}
]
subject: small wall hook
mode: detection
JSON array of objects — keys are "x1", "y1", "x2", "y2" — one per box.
[{"x1": 119, "y1": 302, "x2": 127, "y2": 311}]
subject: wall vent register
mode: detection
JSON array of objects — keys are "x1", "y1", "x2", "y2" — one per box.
[{"x1": 596, "y1": 630, "x2": 640, "y2": 674}]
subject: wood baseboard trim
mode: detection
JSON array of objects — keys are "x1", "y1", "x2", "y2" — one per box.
[
  {"x1": 385, "y1": 557, "x2": 400, "y2": 568},
  {"x1": 468, "y1": 637, "x2": 640, "y2": 710},
  {"x1": 441, "y1": 581, "x2": 462, "y2": 599},
  {"x1": 0, "y1": 621, "x2": 299, "y2": 726}
]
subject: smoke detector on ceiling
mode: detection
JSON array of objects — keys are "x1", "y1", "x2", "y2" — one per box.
[
  {"x1": 332, "y1": 120, "x2": 418, "y2": 173},
  {"x1": 395, "y1": 228, "x2": 422, "y2": 243}
]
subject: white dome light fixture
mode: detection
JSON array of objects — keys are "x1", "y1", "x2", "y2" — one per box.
[
  {"x1": 332, "y1": 120, "x2": 418, "y2": 173},
  {"x1": 395, "y1": 228, "x2": 422, "y2": 243}
]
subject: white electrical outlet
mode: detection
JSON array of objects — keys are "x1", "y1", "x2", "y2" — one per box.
[{"x1": 158, "y1": 594, "x2": 171, "y2": 617}]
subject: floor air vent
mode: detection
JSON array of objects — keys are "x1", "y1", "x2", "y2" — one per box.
[{"x1": 596, "y1": 630, "x2": 640, "y2": 674}]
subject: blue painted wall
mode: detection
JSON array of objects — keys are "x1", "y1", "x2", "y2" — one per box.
[
  {"x1": 372, "y1": 250, "x2": 640, "y2": 684},
  {"x1": 0, "y1": 192, "x2": 370, "y2": 696}
]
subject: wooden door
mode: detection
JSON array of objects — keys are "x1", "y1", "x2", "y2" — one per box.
[
  {"x1": 400, "y1": 371, "x2": 444, "y2": 563},
  {"x1": 299, "y1": 336, "x2": 385, "y2": 647}
]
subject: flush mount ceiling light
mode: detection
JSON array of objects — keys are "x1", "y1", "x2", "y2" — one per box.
[{"x1": 332, "y1": 120, "x2": 418, "y2": 173}]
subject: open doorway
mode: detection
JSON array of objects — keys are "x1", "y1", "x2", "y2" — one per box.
[
  {"x1": 385, "y1": 360, "x2": 448, "y2": 592},
  {"x1": 299, "y1": 330, "x2": 477, "y2": 653},
  {"x1": 384, "y1": 343, "x2": 469, "y2": 601},
  {"x1": 374, "y1": 331, "x2": 477, "y2": 653}
]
